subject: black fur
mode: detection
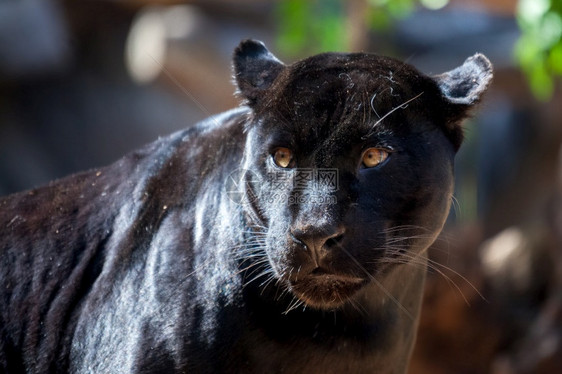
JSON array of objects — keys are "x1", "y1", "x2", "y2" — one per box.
[{"x1": 0, "y1": 40, "x2": 492, "y2": 373}]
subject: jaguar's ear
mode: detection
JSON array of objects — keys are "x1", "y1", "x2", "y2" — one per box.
[
  {"x1": 233, "y1": 39, "x2": 285, "y2": 106},
  {"x1": 434, "y1": 53, "x2": 493, "y2": 106},
  {"x1": 433, "y1": 54, "x2": 493, "y2": 150}
]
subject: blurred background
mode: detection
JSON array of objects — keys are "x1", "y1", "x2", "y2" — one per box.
[{"x1": 0, "y1": 0, "x2": 561, "y2": 372}]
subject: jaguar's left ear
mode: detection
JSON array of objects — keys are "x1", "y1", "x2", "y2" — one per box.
[
  {"x1": 433, "y1": 53, "x2": 493, "y2": 149},
  {"x1": 233, "y1": 39, "x2": 286, "y2": 107},
  {"x1": 434, "y1": 53, "x2": 493, "y2": 106}
]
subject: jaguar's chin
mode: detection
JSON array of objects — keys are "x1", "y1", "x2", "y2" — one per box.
[{"x1": 288, "y1": 272, "x2": 368, "y2": 310}]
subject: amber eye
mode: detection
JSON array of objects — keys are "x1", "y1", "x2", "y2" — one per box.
[
  {"x1": 362, "y1": 148, "x2": 389, "y2": 168},
  {"x1": 273, "y1": 147, "x2": 294, "y2": 168}
]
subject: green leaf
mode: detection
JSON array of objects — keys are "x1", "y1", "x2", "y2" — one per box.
[
  {"x1": 530, "y1": 62, "x2": 554, "y2": 100},
  {"x1": 549, "y1": 43, "x2": 562, "y2": 74}
]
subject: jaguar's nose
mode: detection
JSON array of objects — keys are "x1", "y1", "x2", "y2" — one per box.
[{"x1": 290, "y1": 224, "x2": 345, "y2": 265}]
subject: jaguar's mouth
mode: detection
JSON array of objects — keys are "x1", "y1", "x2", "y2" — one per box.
[{"x1": 288, "y1": 270, "x2": 367, "y2": 309}]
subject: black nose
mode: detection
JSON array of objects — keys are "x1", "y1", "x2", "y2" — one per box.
[{"x1": 290, "y1": 224, "x2": 345, "y2": 264}]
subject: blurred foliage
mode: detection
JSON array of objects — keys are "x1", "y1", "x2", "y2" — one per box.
[
  {"x1": 276, "y1": 0, "x2": 424, "y2": 56},
  {"x1": 276, "y1": 0, "x2": 347, "y2": 56},
  {"x1": 516, "y1": 0, "x2": 562, "y2": 100},
  {"x1": 276, "y1": 0, "x2": 562, "y2": 100},
  {"x1": 366, "y1": 0, "x2": 418, "y2": 29}
]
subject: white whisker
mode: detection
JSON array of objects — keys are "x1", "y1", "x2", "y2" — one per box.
[{"x1": 363, "y1": 92, "x2": 424, "y2": 139}]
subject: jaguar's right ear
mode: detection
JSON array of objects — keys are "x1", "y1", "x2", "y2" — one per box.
[
  {"x1": 434, "y1": 53, "x2": 493, "y2": 107},
  {"x1": 233, "y1": 39, "x2": 285, "y2": 106},
  {"x1": 433, "y1": 53, "x2": 493, "y2": 150}
]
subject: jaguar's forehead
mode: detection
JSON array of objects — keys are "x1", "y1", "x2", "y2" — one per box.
[
  {"x1": 262, "y1": 53, "x2": 434, "y2": 139},
  {"x1": 284, "y1": 53, "x2": 423, "y2": 93}
]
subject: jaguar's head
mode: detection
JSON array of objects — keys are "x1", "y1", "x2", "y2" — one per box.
[{"x1": 233, "y1": 40, "x2": 492, "y2": 309}]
